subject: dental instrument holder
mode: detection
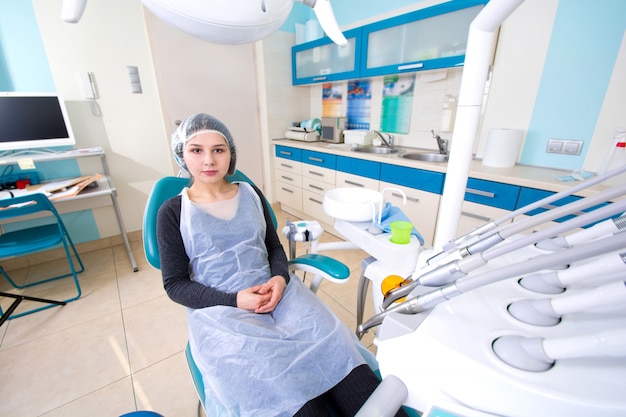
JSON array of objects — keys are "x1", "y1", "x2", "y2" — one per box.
[{"x1": 282, "y1": 219, "x2": 324, "y2": 259}]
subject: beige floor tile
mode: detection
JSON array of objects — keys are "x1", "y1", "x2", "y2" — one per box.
[
  {"x1": 117, "y1": 264, "x2": 166, "y2": 310},
  {"x1": 0, "y1": 312, "x2": 130, "y2": 416},
  {"x1": 123, "y1": 295, "x2": 188, "y2": 373},
  {"x1": 1, "y1": 271, "x2": 120, "y2": 349},
  {"x1": 132, "y1": 351, "x2": 200, "y2": 416},
  {"x1": 40, "y1": 377, "x2": 136, "y2": 417}
]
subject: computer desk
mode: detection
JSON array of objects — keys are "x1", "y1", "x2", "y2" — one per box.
[{"x1": 0, "y1": 147, "x2": 138, "y2": 272}]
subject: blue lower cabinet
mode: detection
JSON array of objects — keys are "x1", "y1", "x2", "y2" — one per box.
[
  {"x1": 336, "y1": 156, "x2": 381, "y2": 180},
  {"x1": 380, "y1": 164, "x2": 444, "y2": 194},
  {"x1": 301, "y1": 150, "x2": 336, "y2": 169},
  {"x1": 275, "y1": 145, "x2": 302, "y2": 161},
  {"x1": 517, "y1": 187, "x2": 610, "y2": 228},
  {"x1": 464, "y1": 178, "x2": 520, "y2": 211}
]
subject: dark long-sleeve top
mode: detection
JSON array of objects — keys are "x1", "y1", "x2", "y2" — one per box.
[{"x1": 156, "y1": 184, "x2": 290, "y2": 309}]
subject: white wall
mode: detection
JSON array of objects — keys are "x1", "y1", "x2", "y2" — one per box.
[{"x1": 32, "y1": 0, "x2": 173, "y2": 235}]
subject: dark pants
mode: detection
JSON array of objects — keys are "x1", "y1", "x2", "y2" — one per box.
[{"x1": 294, "y1": 364, "x2": 410, "y2": 417}]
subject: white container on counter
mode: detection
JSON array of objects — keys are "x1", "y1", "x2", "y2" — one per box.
[{"x1": 343, "y1": 130, "x2": 376, "y2": 146}]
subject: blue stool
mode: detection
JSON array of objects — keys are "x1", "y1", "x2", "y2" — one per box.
[{"x1": 119, "y1": 411, "x2": 164, "y2": 417}]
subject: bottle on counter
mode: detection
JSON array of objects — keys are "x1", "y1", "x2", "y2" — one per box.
[{"x1": 600, "y1": 128, "x2": 626, "y2": 187}]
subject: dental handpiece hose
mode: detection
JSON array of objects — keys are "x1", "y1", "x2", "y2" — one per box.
[
  {"x1": 448, "y1": 163, "x2": 626, "y2": 247},
  {"x1": 360, "y1": 231, "x2": 626, "y2": 333},
  {"x1": 430, "y1": 168, "x2": 626, "y2": 263},
  {"x1": 383, "y1": 197, "x2": 626, "y2": 308},
  {"x1": 427, "y1": 182, "x2": 626, "y2": 267}
]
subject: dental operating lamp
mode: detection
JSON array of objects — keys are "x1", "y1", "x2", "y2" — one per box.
[{"x1": 61, "y1": 0, "x2": 347, "y2": 46}]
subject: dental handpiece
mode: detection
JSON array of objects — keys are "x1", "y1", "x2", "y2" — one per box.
[
  {"x1": 536, "y1": 211, "x2": 626, "y2": 251},
  {"x1": 519, "y1": 250, "x2": 626, "y2": 294},
  {"x1": 359, "y1": 230, "x2": 626, "y2": 334},
  {"x1": 444, "y1": 163, "x2": 626, "y2": 251},
  {"x1": 382, "y1": 197, "x2": 626, "y2": 309},
  {"x1": 508, "y1": 279, "x2": 626, "y2": 326},
  {"x1": 427, "y1": 182, "x2": 626, "y2": 267},
  {"x1": 492, "y1": 328, "x2": 626, "y2": 372}
]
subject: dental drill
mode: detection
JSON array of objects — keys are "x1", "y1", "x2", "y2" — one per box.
[
  {"x1": 381, "y1": 196, "x2": 626, "y2": 309},
  {"x1": 428, "y1": 164, "x2": 626, "y2": 265},
  {"x1": 360, "y1": 224, "x2": 626, "y2": 333},
  {"x1": 536, "y1": 211, "x2": 626, "y2": 251}
]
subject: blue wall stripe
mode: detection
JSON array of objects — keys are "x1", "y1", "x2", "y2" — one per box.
[{"x1": 521, "y1": 0, "x2": 626, "y2": 170}]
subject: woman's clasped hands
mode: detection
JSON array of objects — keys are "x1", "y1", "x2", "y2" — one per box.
[{"x1": 236, "y1": 275, "x2": 287, "y2": 314}]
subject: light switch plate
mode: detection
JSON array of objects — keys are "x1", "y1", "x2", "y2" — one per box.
[{"x1": 547, "y1": 139, "x2": 583, "y2": 155}]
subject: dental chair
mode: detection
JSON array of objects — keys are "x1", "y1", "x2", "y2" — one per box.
[{"x1": 142, "y1": 171, "x2": 360, "y2": 416}]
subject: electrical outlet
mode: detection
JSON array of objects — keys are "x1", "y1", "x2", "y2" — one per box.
[{"x1": 547, "y1": 139, "x2": 583, "y2": 155}]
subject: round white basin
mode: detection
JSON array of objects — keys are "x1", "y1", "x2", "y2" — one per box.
[{"x1": 323, "y1": 187, "x2": 382, "y2": 222}]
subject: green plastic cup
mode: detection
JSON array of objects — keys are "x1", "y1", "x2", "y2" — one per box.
[{"x1": 389, "y1": 221, "x2": 412, "y2": 244}]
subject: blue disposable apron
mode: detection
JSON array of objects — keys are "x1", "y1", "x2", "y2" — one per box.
[{"x1": 180, "y1": 183, "x2": 365, "y2": 417}]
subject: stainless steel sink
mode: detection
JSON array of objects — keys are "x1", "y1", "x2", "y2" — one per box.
[
  {"x1": 400, "y1": 152, "x2": 448, "y2": 162},
  {"x1": 352, "y1": 146, "x2": 399, "y2": 154}
]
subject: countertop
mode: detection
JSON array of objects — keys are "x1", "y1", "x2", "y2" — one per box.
[{"x1": 273, "y1": 139, "x2": 606, "y2": 197}]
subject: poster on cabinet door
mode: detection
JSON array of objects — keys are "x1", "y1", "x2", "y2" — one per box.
[
  {"x1": 347, "y1": 80, "x2": 371, "y2": 130},
  {"x1": 322, "y1": 83, "x2": 342, "y2": 117},
  {"x1": 381, "y1": 73, "x2": 415, "y2": 134}
]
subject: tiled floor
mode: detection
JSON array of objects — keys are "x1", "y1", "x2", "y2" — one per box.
[{"x1": 0, "y1": 206, "x2": 376, "y2": 417}]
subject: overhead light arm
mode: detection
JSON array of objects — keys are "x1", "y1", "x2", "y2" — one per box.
[
  {"x1": 61, "y1": 0, "x2": 87, "y2": 23},
  {"x1": 297, "y1": 0, "x2": 347, "y2": 45}
]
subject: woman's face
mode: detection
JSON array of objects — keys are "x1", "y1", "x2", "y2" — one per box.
[{"x1": 183, "y1": 131, "x2": 231, "y2": 184}]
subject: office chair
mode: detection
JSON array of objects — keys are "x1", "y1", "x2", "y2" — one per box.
[
  {"x1": 142, "y1": 171, "x2": 353, "y2": 416},
  {"x1": 0, "y1": 193, "x2": 84, "y2": 323}
]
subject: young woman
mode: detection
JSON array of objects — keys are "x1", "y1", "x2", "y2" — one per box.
[{"x1": 156, "y1": 113, "x2": 409, "y2": 417}]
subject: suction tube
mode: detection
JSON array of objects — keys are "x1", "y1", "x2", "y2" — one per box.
[{"x1": 360, "y1": 231, "x2": 626, "y2": 333}]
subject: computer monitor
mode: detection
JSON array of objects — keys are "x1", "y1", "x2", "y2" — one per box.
[{"x1": 0, "y1": 92, "x2": 76, "y2": 153}]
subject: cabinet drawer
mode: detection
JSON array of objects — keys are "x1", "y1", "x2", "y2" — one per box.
[
  {"x1": 275, "y1": 170, "x2": 302, "y2": 188},
  {"x1": 464, "y1": 178, "x2": 520, "y2": 211},
  {"x1": 275, "y1": 181, "x2": 302, "y2": 211},
  {"x1": 275, "y1": 145, "x2": 302, "y2": 162},
  {"x1": 301, "y1": 150, "x2": 336, "y2": 170},
  {"x1": 336, "y1": 156, "x2": 381, "y2": 180},
  {"x1": 303, "y1": 177, "x2": 335, "y2": 195},
  {"x1": 336, "y1": 171, "x2": 380, "y2": 190},
  {"x1": 302, "y1": 164, "x2": 336, "y2": 185},
  {"x1": 302, "y1": 189, "x2": 334, "y2": 225},
  {"x1": 380, "y1": 164, "x2": 444, "y2": 194},
  {"x1": 274, "y1": 158, "x2": 302, "y2": 175}
]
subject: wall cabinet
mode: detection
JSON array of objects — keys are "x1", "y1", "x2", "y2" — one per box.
[
  {"x1": 292, "y1": 28, "x2": 362, "y2": 85},
  {"x1": 291, "y1": 0, "x2": 487, "y2": 85},
  {"x1": 360, "y1": 1, "x2": 486, "y2": 78}
]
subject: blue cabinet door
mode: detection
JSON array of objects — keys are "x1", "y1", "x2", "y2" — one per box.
[
  {"x1": 464, "y1": 178, "x2": 520, "y2": 211},
  {"x1": 360, "y1": 0, "x2": 487, "y2": 78},
  {"x1": 380, "y1": 164, "x2": 444, "y2": 194},
  {"x1": 275, "y1": 145, "x2": 302, "y2": 161},
  {"x1": 336, "y1": 156, "x2": 381, "y2": 180},
  {"x1": 301, "y1": 150, "x2": 336, "y2": 169}
]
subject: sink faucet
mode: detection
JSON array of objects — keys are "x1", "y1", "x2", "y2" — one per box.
[
  {"x1": 372, "y1": 131, "x2": 394, "y2": 148},
  {"x1": 431, "y1": 130, "x2": 448, "y2": 155}
]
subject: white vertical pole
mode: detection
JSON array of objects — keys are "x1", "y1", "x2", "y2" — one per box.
[{"x1": 433, "y1": 0, "x2": 526, "y2": 251}]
